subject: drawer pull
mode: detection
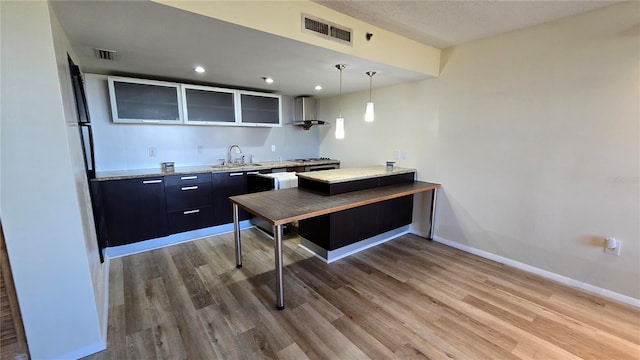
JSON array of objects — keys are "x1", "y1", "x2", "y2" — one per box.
[
  {"x1": 229, "y1": 172, "x2": 243, "y2": 177},
  {"x1": 181, "y1": 176, "x2": 198, "y2": 180},
  {"x1": 247, "y1": 171, "x2": 259, "y2": 175},
  {"x1": 142, "y1": 179, "x2": 162, "y2": 184},
  {"x1": 183, "y1": 209, "x2": 200, "y2": 215},
  {"x1": 181, "y1": 186, "x2": 199, "y2": 191}
]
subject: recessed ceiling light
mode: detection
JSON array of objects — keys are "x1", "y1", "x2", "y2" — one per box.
[
  {"x1": 194, "y1": 66, "x2": 205, "y2": 73},
  {"x1": 262, "y1": 77, "x2": 274, "y2": 84},
  {"x1": 314, "y1": 85, "x2": 323, "y2": 91}
]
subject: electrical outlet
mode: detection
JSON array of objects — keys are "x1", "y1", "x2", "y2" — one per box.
[
  {"x1": 148, "y1": 147, "x2": 156, "y2": 157},
  {"x1": 271, "y1": 145, "x2": 276, "y2": 152},
  {"x1": 604, "y1": 237, "x2": 621, "y2": 256},
  {"x1": 197, "y1": 145, "x2": 204, "y2": 154},
  {"x1": 393, "y1": 150, "x2": 400, "y2": 160},
  {"x1": 401, "y1": 150, "x2": 408, "y2": 160}
]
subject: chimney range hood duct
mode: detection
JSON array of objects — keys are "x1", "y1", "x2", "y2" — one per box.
[{"x1": 293, "y1": 96, "x2": 326, "y2": 130}]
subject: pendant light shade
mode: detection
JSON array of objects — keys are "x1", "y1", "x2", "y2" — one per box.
[
  {"x1": 365, "y1": 102, "x2": 374, "y2": 122},
  {"x1": 365, "y1": 71, "x2": 376, "y2": 122},
  {"x1": 335, "y1": 117, "x2": 345, "y2": 139},
  {"x1": 335, "y1": 64, "x2": 347, "y2": 139}
]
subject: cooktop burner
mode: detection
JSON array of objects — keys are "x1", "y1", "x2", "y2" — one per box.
[{"x1": 292, "y1": 157, "x2": 333, "y2": 162}]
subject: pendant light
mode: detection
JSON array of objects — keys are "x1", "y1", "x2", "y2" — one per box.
[
  {"x1": 335, "y1": 64, "x2": 346, "y2": 139},
  {"x1": 365, "y1": 71, "x2": 376, "y2": 122}
]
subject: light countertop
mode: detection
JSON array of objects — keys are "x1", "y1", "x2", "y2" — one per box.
[
  {"x1": 296, "y1": 166, "x2": 415, "y2": 184},
  {"x1": 94, "y1": 159, "x2": 339, "y2": 181}
]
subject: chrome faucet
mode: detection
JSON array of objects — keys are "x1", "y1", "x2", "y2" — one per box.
[{"x1": 228, "y1": 144, "x2": 243, "y2": 164}]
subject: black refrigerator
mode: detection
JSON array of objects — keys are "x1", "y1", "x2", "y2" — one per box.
[{"x1": 68, "y1": 56, "x2": 104, "y2": 262}]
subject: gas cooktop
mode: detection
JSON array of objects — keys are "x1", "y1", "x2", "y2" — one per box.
[{"x1": 291, "y1": 157, "x2": 335, "y2": 162}]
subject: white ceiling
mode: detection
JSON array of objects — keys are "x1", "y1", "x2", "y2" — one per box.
[
  {"x1": 313, "y1": 0, "x2": 621, "y2": 49},
  {"x1": 51, "y1": 0, "x2": 620, "y2": 98}
]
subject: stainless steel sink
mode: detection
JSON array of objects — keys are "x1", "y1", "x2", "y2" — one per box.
[{"x1": 211, "y1": 163, "x2": 262, "y2": 170}]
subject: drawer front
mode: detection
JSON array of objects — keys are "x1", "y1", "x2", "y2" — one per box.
[
  {"x1": 165, "y1": 182, "x2": 212, "y2": 211},
  {"x1": 164, "y1": 172, "x2": 212, "y2": 186},
  {"x1": 167, "y1": 206, "x2": 214, "y2": 233}
]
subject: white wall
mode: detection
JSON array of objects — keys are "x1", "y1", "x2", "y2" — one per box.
[
  {"x1": 49, "y1": 2, "x2": 110, "y2": 343},
  {"x1": 0, "y1": 1, "x2": 105, "y2": 358},
  {"x1": 321, "y1": 2, "x2": 639, "y2": 300},
  {"x1": 86, "y1": 74, "x2": 321, "y2": 172}
]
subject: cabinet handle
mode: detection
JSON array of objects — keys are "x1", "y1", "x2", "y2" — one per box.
[
  {"x1": 183, "y1": 209, "x2": 200, "y2": 215},
  {"x1": 141, "y1": 120, "x2": 160, "y2": 123},
  {"x1": 229, "y1": 172, "x2": 243, "y2": 176},
  {"x1": 181, "y1": 176, "x2": 198, "y2": 180},
  {"x1": 247, "y1": 171, "x2": 259, "y2": 175},
  {"x1": 142, "y1": 179, "x2": 162, "y2": 184},
  {"x1": 181, "y1": 186, "x2": 198, "y2": 191}
]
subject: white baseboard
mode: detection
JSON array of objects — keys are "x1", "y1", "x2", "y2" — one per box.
[
  {"x1": 105, "y1": 220, "x2": 253, "y2": 258},
  {"x1": 420, "y1": 233, "x2": 639, "y2": 308},
  {"x1": 300, "y1": 226, "x2": 410, "y2": 263}
]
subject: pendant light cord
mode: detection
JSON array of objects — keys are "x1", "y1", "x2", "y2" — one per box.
[
  {"x1": 339, "y1": 67, "x2": 343, "y2": 117},
  {"x1": 366, "y1": 71, "x2": 376, "y2": 102},
  {"x1": 336, "y1": 64, "x2": 346, "y2": 117}
]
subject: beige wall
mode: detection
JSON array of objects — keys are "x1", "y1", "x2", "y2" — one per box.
[
  {"x1": 320, "y1": 2, "x2": 639, "y2": 300},
  {"x1": 155, "y1": 0, "x2": 441, "y2": 77},
  {"x1": 0, "y1": 1, "x2": 105, "y2": 358},
  {"x1": 49, "y1": 2, "x2": 110, "y2": 342}
]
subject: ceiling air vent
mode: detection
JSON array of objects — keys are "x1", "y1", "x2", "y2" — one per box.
[
  {"x1": 330, "y1": 26, "x2": 351, "y2": 43},
  {"x1": 302, "y1": 13, "x2": 352, "y2": 46},
  {"x1": 304, "y1": 17, "x2": 329, "y2": 36},
  {"x1": 93, "y1": 48, "x2": 117, "y2": 61}
]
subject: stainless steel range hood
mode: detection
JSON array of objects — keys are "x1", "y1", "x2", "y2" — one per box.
[{"x1": 292, "y1": 96, "x2": 326, "y2": 130}]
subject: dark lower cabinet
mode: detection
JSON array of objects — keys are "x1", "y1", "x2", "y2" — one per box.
[
  {"x1": 299, "y1": 195, "x2": 413, "y2": 251},
  {"x1": 167, "y1": 207, "x2": 215, "y2": 233},
  {"x1": 212, "y1": 171, "x2": 250, "y2": 225},
  {"x1": 164, "y1": 173, "x2": 214, "y2": 233},
  {"x1": 377, "y1": 196, "x2": 414, "y2": 234},
  {"x1": 96, "y1": 177, "x2": 169, "y2": 246},
  {"x1": 298, "y1": 170, "x2": 416, "y2": 251},
  {"x1": 95, "y1": 170, "x2": 257, "y2": 247}
]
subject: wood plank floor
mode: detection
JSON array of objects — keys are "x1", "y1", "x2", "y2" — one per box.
[{"x1": 83, "y1": 229, "x2": 640, "y2": 360}]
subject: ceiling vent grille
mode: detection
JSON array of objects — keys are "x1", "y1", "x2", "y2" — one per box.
[
  {"x1": 301, "y1": 13, "x2": 352, "y2": 46},
  {"x1": 330, "y1": 26, "x2": 351, "y2": 43},
  {"x1": 304, "y1": 17, "x2": 329, "y2": 36},
  {"x1": 93, "y1": 48, "x2": 117, "y2": 61}
]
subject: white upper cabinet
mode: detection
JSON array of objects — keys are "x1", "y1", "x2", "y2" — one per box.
[
  {"x1": 182, "y1": 84, "x2": 237, "y2": 125},
  {"x1": 238, "y1": 91, "x2": 282, "y2": 127},
  {"x1": 108, "y1": 77, "x2": 183, "y2": 124},
  {"x1": 108, "y1": 76, "x2": 281, "y2": 127}
]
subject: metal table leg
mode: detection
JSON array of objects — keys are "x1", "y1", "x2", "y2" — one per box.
[
  {"x1": 233, "y1": 203, "x2": 242, "y2": 268},
  {"x1": 273, "y1": 224, "x2": 285, "y2": 310},
  {"x1": 427, "y1": 188, "x2": 438, "y2": 240}
]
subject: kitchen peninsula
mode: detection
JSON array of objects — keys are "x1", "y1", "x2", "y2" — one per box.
[{"x1": 229, "y1": 166, "x2": 440, "y2": 309}]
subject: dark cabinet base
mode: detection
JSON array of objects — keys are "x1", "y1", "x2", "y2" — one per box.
[
  {"x1": 95, "y1": 177, "x2": 169, "y2": 247},
  {"x1": 299, "y1": 195, "x2": 413, "y2": 251}
]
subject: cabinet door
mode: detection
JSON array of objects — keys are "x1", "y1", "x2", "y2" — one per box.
[
  {"x1": 165, "y1": 182, "x2": 213, "y2": 211},
  {"x1": 167, "y1": 207, "x2": 215, "y2": 234},
  {"x1": 108, "y1": 76, "x2": 182, "y2": 124},
  {"x1": 182, "y1": 85, "x2": 237, "y2": 125},
  {"x1": 238, "y1": 91, "x2": 281, "y2": 126},
  {"x1": 98, "y1": 177, "x2": 169, "y2": 246},
  {"x1": 212, "y1": 172, "x2": 250, "y2": 225}
]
